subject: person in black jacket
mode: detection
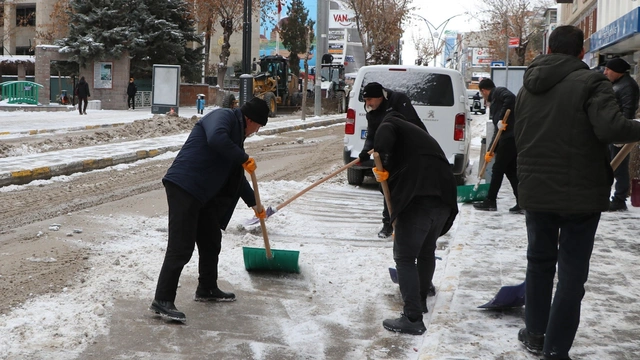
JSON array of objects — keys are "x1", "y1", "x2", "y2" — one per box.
[
  {"x1": 149, "y1": 97, "x2": 270, "y2": 322},
  {"x1": 603, "y1": 58, "x2": 639, "y2": 211},
  {"x1": 373, "y1": 111, "x2": 458, "y2": 335},
  {"x1": 127, "y1": 77, "x2": 138, "y2": 110},
  {"x1": 514, "y1": 25, "x2": 640, "y2": 359},
  {"x1": 75, "y1": 76, "x2": 90, "y2": 115},
  {"x1": 359, "y1": 82, "x2": 428, "y2": 238},
  {"x1": 473, "y1": 78, "x2": 520, "y2": 213}
]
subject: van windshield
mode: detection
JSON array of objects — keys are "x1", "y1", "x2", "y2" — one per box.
[{"x1": 359, "y1": 72, "x2": 454, "y2": 106}]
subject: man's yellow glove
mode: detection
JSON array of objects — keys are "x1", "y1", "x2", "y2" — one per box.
[
  {"x1": 372, "y1": 167, "x2": 389, "y2": 182},
  {"x1": 484, "y1": 152, "x2": 494, "y2": 164},
  {"x1": 242, "y1": 157, "x2": 256, "y2": 172},
  {"x1": 254, "y1": 206, "x2": 266, "y2": 219}
]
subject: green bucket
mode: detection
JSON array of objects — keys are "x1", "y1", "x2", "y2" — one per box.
[
  {"x1": 242, "y1": 247, "x2": 300, "y2": 273},
  {"x1": 457, "y1": 183, "x2": 490, "y2": 203}
]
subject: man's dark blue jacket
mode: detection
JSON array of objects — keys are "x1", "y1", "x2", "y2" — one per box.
[{"x1": 163, "y1": 108, "x2": 256, "y2": 229}]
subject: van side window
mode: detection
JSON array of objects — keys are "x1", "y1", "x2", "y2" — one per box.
[{"x1": 358, "y1": 72, "x2": 454, "y2": 107}]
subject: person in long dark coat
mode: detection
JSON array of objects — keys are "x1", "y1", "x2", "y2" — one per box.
[
  {"x1": 372, "y1": 111, "x2": 458, "y2": 335},
  {"x1": 75, "y1": 76, "x2": 90, "y2": 115}
]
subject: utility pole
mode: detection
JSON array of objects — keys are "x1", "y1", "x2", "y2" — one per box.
[
  {"x1": 241, "y1": 0, "x2": 252, "y2": 74},
  {"x1": 314, "y1": 0, "x2": 327, "y2": 116}
]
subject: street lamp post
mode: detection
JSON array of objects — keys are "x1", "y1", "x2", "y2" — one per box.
[{"x1": 414, "y1": 13, "x2": 465, "y2": 67}]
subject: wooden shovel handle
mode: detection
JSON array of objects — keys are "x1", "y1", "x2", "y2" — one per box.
[
  {"x1": 249, "y1": 170, "x2": 272, "y2": 259},
  {"x1": 373, "y1": 152, "x2": 393, "y2": 217},
  {"x1": 611, "y1": 142, "x2": 636, "y2": 171},
  {"x1": 274, "y1": 150, "x2": 374, "y2": 211},
  {"x1": 479, "y1": 109, "x2": 511, "y2": 179}
]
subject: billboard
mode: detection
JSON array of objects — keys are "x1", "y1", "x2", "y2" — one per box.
[{"x1": 471, "y1": 48, "x2": 492, "y2": 66}]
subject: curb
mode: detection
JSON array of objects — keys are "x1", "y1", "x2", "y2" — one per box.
[
  {"x1": 0, "y1": 117, "x2": 345, "y2": 188},
  {"x1": 0, "y1": 122, "x2": 128, "y2": 137}
]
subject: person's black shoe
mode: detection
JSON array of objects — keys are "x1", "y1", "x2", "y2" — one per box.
[
  {"x1": 518, "y1": 328, "x2": 544, "y2": 355},
  {"x1": 542, "y1": 354, "x2": 572, "y2": 360},
  {"x1": 473, "y1": 199, "x2": 497, "y2": 211},
  {"x1": 383, "y1": 314, "x2": 426, "y2": 335},
  {"x1": 194, "y1": 287, "x2": 236, "y2": 302},
  {"x1": 609, "y1": 198, "x2": 628, "y2": 211},
  {"x1": 509, "y1": 203, "x2": 524, "y2": 214},
  {"x1": 149, "y1": 299, "x2": 186, "y2": 322},
  {"x1": 428, "y1": 282, "x2": 436, "y2": 297},
  {"x1": 378, "y1": 223, "x2": 393, "y2": 238}
]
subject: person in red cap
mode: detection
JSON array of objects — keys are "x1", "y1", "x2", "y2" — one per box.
[
  {"x1": 149, "y1": 97, "x2": 269, "y2": 322},
  {"x1": 603, "y1": 57, "x2": 639, "y2": 211}
]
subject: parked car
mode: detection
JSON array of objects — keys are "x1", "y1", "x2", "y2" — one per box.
[
  {"x1": 344, "y1": 65, "x2": 471, "y2": 185},
  {"x1": 466, "y1": 89, "x2": 486, "y2": 114}
]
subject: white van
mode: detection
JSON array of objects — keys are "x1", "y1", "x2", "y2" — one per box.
[{"x1": 343, "y1": 65, "x2": 471, "y2": 185}]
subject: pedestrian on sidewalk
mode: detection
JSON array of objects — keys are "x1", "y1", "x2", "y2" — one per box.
[
  {"x1": 359, "y1": 82, "x2": 428, "y2": 239},
  {"x1": 127, "y1": 77, "x2": 137, "y2": 110},
  {"x1": 373, "y1": 111, "x2": 458, "y2": 335},
  {"x1": 514, "y1": 25, "x2": 640, "y2": 359},
  {"x1": 75, "y1": 76, "x2": 90, "y2": 115},
  {"x1": 603, "y1": 57, "x2": 639, "y2": 211},
  {"x1": 473, "y1": 78, "x2": 520, "y2": 213},
  {"x1": 149, "y1": 97, "x2": 270, "y2": 322}
]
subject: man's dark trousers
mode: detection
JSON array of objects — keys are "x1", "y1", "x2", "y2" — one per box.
[
  {"x1": 524, "y1": 211, "x2": 600, "y2": 357},
  {"x1": 609, "y1": 144, "x2": 630, "y2": 201},
  {"x1": 154, "y1": 181, "x2": 222, "y2": 302},
  {"x1": 128, "y1": 95, "x2": 135, "y2": 110},
  {"x1": 487, "y1": 137, "x2": 518, "y2": 201},
  {"x1": 394, "y1": 197, "x2": 449, "y2": 320}
]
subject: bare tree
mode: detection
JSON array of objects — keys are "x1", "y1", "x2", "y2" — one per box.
[
  {"x1": 344, "y1": 0, "x2": 413, "y2": 65},
  {"x1": 472, "y1": 0, "x2": 549, "y2": 66},
  {"x1": 412, "y1": 33, "x2": 437, "y2": 66},
  {"x1": 193, "y1": 0, "x2": 261, "y2": 87}
]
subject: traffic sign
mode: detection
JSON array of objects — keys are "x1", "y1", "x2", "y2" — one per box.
[
  {"x1": 491, "y1": 61, "x2": 505, "y2": 67},
  {"x1": 508, "y1": 37, "x2": 520, "y2": 48}
]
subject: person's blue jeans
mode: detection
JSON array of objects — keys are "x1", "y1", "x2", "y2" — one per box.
[
  {"x1": 394, "y1": 197, "x2": 450, "y2": 321},
  {"x1": 524, "y1": 211, "x2": 600, "y2": 358},
  {"x1": 609, "y1": 144, "x2": 630, "y2": 201}
]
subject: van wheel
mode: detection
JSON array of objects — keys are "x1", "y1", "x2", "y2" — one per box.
[{"x1": 347, "y1": 168, "x2": 364, "y2": 185}]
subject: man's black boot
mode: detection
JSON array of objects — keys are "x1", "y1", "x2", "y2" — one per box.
[
  {"x1": 382, "y1": 314, "x2": 426, "y2": 335},
  {"x1": 509, "y1": 203, "x2": 524, "y2": 214},
  {"x1": 518, "y1": 328, "x2": 544, "y2": 355},
  {"x1": 378, "y1": 223, "x2": 393, "y2": 238},
  {"x1": 149, "y1": 299, "x2": 186, "y2": 322},
  {"x1": 609, "y1": 197, "x2": 628, "y2": 211},
  {"x1": 473, "y1": 199, "x2": 497, "y2": 211},
  {"x1": 194, "y1": 287, "x2": 236, "y2": 302}
]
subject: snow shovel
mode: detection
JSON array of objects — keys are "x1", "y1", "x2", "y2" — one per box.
[
  {"x1": 457, "y1": 109, "x2": 511, "y2": 203},
  {"x1": 244, "y1": 150, "x2": 374, "y2": 225},
  {"x1": 242, "y1": 170, "x2": 300, "y2": 273},
  {"x1": 478, "y1": 141, "x2": 636, "y2": 309}
]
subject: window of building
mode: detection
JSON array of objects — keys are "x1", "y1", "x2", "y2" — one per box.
[
  {"x1": 15, "y1": 46, "x2": 34, "y2": 55},
  {"x1": 16, "y1": 6, "x2": 36, "y2": 27}
]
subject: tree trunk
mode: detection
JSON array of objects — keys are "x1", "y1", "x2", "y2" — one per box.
[
  {"x1": 301, "y1": 29, "x2": 311, "y2": 121},
  {"x1": 217, "y1": 19, "x2": 233, "y2": 88}
]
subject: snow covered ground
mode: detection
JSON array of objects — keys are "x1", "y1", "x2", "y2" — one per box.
[{"x1": 1, "y1": 108, "x2": 639, "y2": 359}]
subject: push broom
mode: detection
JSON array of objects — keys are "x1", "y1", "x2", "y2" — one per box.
[
  {"x1": 457, "y1": 109, "x2": 511, "y2": 203},
  {"x1": 242, "y1": 169, "x2": 300, "y2": 273}
]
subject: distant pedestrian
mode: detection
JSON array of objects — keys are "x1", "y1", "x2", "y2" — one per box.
[
  {"x1": 127, "y1": 77, "x2": 137, "y2": 110},
  {"x1": 196, "y1": 94, "x2": 206, "y2": 115},
  {"x1": 149, "y1": 97, "x2": 270, "y2": 323},
  {"x1": 359, "y1": 81, "x2": 428, "y2": 239},
  {"x1": 603, "y1": 57, "x2": 639, "y2": 211},
  {"x1": 373, "y1": 111, "x2": 458, "y2": 335},
  {"x1": 473, "y1": 78, "x2": 520, "y2": 213},
  {"x1": 75, "y1": 76, "x2": 90, "y2": 115},
  {"x1": 514, "y1": 25, "x2": 640, "y2": 359}
]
